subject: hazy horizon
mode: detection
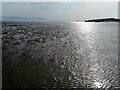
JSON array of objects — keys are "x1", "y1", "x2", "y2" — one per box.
[{"x1": 2, "y1": 2, "x2": 118, "y2": 22}]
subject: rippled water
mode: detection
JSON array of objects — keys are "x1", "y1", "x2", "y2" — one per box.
[{"x1": 2, "y1": 22, "x2": 119, "y2": 89}]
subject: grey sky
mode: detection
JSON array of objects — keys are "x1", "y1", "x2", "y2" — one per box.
[{"x1": 2, "y1": 2, "x2": 118, "y2": 21}]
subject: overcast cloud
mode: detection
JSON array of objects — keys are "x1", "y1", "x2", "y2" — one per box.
[{"x1": 2, "y1": 2, "x2": 118, "y2": 21}]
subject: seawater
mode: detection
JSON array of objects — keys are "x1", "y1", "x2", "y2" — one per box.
[{"x1": 2, "y1": 22, "x2": 119, "y2": 89}]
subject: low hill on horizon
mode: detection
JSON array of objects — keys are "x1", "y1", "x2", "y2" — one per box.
[
  {"x1": 85, "y1": 18, "x2": 120, "y2": 22},
  {"x1": 0, "y1": 16, "x2": 48, "y2": 21}
]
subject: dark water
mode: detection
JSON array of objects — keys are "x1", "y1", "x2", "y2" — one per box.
[{"x1": 2, "y1": 22, "x2": 119, "y2": 89}]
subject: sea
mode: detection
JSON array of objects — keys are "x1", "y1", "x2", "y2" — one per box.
[{"x1": 2, "y1": 21, "x2": 119, "y2": 89}]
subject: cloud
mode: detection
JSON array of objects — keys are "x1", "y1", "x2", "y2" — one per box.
[
  {"x1": 2, "y1": 0, "x2": 119, "y2": 2},
  {"x1": 2, "y1": 2, "x2": 118, "y2": 21},
  {"x1": 2, "y1": 2, "x2": 36, "y2": 18}
]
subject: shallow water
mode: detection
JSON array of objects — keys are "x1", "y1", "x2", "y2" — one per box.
[{"x1": 2, "y1": 22, "x2": 119, "y2": 89}]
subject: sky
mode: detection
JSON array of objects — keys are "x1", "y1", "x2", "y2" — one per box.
[
  {"x1": 2, "y1": 2, "x2": 118, "y2": 22},
  {"x1": 1, "y1": 0, "x2": 119, "y2": 2}
]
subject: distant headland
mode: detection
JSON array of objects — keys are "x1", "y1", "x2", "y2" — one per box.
[{"x1": 85, "y1": 18, "x2": 120, "y2": 22}]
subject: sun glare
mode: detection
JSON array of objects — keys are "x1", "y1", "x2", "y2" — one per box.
[{"x1": 94, "y1": 82, "x2": 102, "y2": 88}]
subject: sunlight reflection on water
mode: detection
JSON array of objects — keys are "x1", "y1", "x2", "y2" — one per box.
[
  {"x1": 71, "y1": 22, "x2": 118, "y2": 88},
  {"x1": 94, "y1": 82, "x2": 102, "y2": 88},
  {"x1": 3, "y1": 22, "x2": 118, "y2": 89}
]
